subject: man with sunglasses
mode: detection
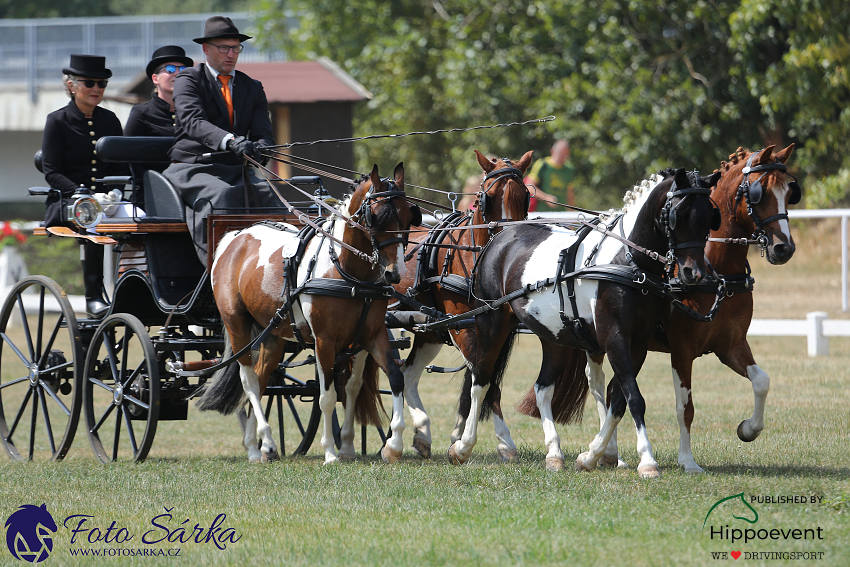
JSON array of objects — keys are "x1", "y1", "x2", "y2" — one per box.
[{"x1": 164, "y1": 16, "x2": 278, "y2": 267}]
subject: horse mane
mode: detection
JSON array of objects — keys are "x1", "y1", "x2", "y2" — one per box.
[
  {"x1": 616, "y1": 172, "x2": 667, "y2": 217},
  {"x1": 715, "y1": 147, "x2": 753, "y2": 175}
]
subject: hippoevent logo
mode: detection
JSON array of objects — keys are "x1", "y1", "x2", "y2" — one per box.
[
  {"x1": 4, "y1": 504, "x2": 57, "y2": 563},
  {"x1": 704, "y1": 492, "x2": 826, "y2": 561}
]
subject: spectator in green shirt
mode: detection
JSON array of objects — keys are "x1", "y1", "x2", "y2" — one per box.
[{"x1": 525, "y1": 139, "x2": 575, "y2": 211}]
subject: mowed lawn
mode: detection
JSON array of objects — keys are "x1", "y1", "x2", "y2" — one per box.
[{"x1": 1, "y1": 219, "x2": 848, "y2": 566}]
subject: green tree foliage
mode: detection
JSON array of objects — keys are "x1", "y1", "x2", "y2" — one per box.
[{"x1": 256, "y1": 0, "x2": 850, "y2": 209}]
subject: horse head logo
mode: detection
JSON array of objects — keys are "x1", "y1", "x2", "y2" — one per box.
[
  {"x1": 4, "y1": 504, "x2": 57, "y2": 563},
  {"x1": 703, "y1": 492, "x2": 759, "y2": 528}
]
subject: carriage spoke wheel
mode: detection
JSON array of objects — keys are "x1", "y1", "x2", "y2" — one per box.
[
  {"x1": 0, "y1": 276, "x2": 82, "y2": 461},
  {"x1": 83, "y1": 313, "x2": 159, "y2": 463}
]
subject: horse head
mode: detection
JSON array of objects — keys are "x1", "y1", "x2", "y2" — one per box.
[
  {"x1": 640, "y1": 168, "x2": 718, "y2": 285},
  {"x1": 349, "y1": 162, "x2": 421, "y2": 284},
  {"x1": 717, "y1": 144, "x2": 798, "y2": 265},
  {"x1": 473, "y1": 150, "x2": 534, "y2": 227}
]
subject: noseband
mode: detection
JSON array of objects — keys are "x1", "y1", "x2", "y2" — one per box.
[
  {"x1": 478, "y1": 159, "x2": 529, "y2": 228},
  {"x1": 735, "y1": 150, "x2": 802, "y2": 248}
]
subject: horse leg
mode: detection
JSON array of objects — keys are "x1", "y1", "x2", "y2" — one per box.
[
  {"x1": 241, "y1": 403, "x2": 262, "y2": 463},
  {"x1": 314, "y1": 343, "x2": 340, "y2": 465},
  {"x1": 448, "y1": 368, "x2": 489, "y2": 465},
  {"x1": 670, "y1": 353, "x2": 703, "y2": 473},
  {"x1": 337, "y1": 351, "x2": 368, "y2": 460},
  {"x1": 576, "y1": 381, "x2": 626, "y2": 473},
  {"x1": 491, "y1": 396, "x2": 518, "y2": 463},
  {"x1": 401, "y1": 339, "x2": 443, "y2": 459},
  {"x1": 365, "y1": 331, "x2": 405, "y2": 464},
  {"x1": 717, "y1": 341, "x2": 768, "y2": 442},
  {"x1": 239, "y1": 361, "x2": 279, "y2": 463},
  {"x1": 618, "y1": 347, "x2": 660, "y2": 478},
  {"x1": 586, "y1": 353, "x2": 627, "y2": 468}
]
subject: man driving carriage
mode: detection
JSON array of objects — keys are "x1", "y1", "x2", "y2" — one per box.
[{"x1": 163, "y1": 16, "x2": 281, "y2": 267}]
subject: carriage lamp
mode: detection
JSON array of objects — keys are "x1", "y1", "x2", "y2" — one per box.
[{"x1": 65, "y1": 187, "x2": 103, "y2": 229}]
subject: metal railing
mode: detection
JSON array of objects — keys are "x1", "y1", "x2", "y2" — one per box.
[{"x1": 0, "y1": 12, "x2": 286, "y2": 102}]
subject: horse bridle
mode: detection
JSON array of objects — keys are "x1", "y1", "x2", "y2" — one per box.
[
  {"x1": 735, "y1": 150, "x2": 802, "y2": 248},
  {"x1": 356, "y1": 177, "x2": 422, "y2": 254},
  {"x1": 659, "y1": 171, "x2": 718, "y2": 276},
  {"x1": 477, "y1": 159, "x2": 530, "y2": 229}
]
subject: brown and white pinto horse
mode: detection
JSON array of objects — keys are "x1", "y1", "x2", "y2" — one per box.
[
  {"x1": 364, "y1": 150, "x2": 533, "y2": 460},
  {"x1": 198, "y1": 164, "x2": 419, "y2": 464},
  {"x1": 579, "y1": 144, "x2": 800, "y2": 473}
]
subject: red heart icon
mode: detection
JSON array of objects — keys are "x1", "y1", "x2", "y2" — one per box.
[{"x1": 731, "y1": 551, "x2": 741, "y2": 559}]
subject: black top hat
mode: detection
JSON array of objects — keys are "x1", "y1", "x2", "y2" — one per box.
[
  {"x1": 62, "y1": 54, "x2": 112, "y2": 79},
  {"x1": 192, "y1": 16, "x2": 252, "y2": 44},
  {"x1": 145, "y1": 45, "x2": 195, "y2": 78}
]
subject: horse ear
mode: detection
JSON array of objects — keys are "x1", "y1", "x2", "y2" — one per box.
[
  {"x1": 475, "y1": 149, "x2": 495, "y2": 173},
  {"x1": 370, "y1": 164, "x2": 381, "y2": 190},
  {"x1": 393, "y1": 162, "x2": 404, "y2": 189},
  {"x1": 773, "y1": 143, "x2": 795, "y2": 164},
  {"x1": 702, "y1": 171, "x2": 722, "y2": 188},
  {"x1": 673, "y1": 167, "x2": 689, "y2": 188},
  {"x1": 755, "y1": 145, "x2": 776, "y2": 165},
  {"x1": 517, "y1": 150, "x2": 534, "y2": 174}
]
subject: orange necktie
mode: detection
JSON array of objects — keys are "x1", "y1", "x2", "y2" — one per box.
[{"x1": 218, "y1": 74, "x2": 234, "y2": 128}]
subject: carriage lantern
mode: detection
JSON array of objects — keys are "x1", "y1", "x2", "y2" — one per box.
[{"x1": 65, "y1": 186, "x2": 103, "y2": 228}]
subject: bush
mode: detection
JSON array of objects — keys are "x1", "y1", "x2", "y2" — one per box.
[{"x1": 17, "y1": 233, "x2": 83, "y2": 295}]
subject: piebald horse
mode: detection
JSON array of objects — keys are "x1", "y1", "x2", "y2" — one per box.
[
  {"x1": 199, "y1": 164, "x2": 419, "y2": 464},
  {"x1": 576, "y1": 144, "x2": 800, "y2": 472},
  {"x1": 455, "y1": 168, "x2": 720, "y2": 477}
]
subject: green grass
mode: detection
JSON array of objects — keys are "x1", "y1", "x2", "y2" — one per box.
[{"x1": 0, "y1": 219, "x2": 848, "y2": 566}]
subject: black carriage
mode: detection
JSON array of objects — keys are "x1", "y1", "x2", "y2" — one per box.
[{"x1": 0, "y1": 137, "x2": 403, "y2": 462}]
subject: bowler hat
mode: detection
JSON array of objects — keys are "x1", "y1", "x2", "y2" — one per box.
[
  {"x1": 145, "y1": 45, "x2": 195, "y2": 78},
  {"x1": 192, "y1": 16, "x2": 252, "y2": 44},
  {"x1": 63, "y1": 55, "x2": 112, "y2": 79}
]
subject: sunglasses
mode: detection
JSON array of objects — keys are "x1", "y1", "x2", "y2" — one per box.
[
  {"x1": 77, "y1": 79, "x2": 108, "y2": 89},
  {"x1": 157, "y1": 64, "x2": 187, "y2": 74}
]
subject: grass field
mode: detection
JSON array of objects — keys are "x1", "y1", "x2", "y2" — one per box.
[{"x1": 0, "y1": 218, "x2": 848, "y2": 566}]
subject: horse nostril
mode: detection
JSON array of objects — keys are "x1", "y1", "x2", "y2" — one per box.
[{"x1": 773, "y1": 243, "x2": 787, "y2": 257}]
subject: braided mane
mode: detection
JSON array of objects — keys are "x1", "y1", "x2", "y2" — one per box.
[{"x1": 715, "y1": 147, "x2": 754, "y2": 175}]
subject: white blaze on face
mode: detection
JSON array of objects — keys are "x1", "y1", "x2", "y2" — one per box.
[
  {"x1": 774, "y1": 182, "x2": 793, "y2": 242},
  {"x1": 395, "y1": 241, "x2": 407, "y2": 279}
]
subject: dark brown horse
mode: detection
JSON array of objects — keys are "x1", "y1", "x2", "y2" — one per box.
[{"x1": 198, "y1": 164, "x2": 419, "y2": 464}]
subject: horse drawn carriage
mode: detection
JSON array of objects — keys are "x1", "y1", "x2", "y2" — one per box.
[{"x1": 0, "y1": 136, "x2": 411, "y2": 463}]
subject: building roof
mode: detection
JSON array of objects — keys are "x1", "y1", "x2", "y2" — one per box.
[{"x1": 234, "y1": 57, "x2": 373, "y2": 104}]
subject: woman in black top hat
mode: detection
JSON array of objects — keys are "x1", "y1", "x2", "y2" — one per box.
[
  {"x1": 125, "y1": 45, "x2": 194, "y2": 141},
  {"x1": 40, "y1": 54, "x2": 125, "y2": 316}
]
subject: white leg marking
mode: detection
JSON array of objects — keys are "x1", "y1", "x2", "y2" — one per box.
[
  {"x1": 450, "y1": 413, "x2": 465, "y2": 445},
  {"x1": 316, "y1": 357, "x2": 339, "y2": 465},
  {"x1": 385, "y1": 393, "x2": 405, "y2": 456},
  {"x1": 453, "y1": 382, "x2": 489, "y2": 462},
  {"x1": 741, "y1": 364, "x2": 770, "y2": 439},
  {"x1": 634, "y1": 424, "x2": 660, "y2": 477},
  {"x1": 242, "y1": 405, "x2": 262, "y2": 463},
  {"x1": 240, "y1": 364, "x2": 277, "y2": 461},
  {"x1": 493, "y1": 414, "x2": 517, "y2": 462},
  {"x1": 402, "y1": 341, "x2": 442, "y2": 453},
  {"x1": 585, "y1": 355, "x2": 624, "y2": 467},
  {"x1": 577, "y1": 406, "x2": 622, "y2": 470},
  {"x1": 536, "y1": 383, "x2": 564, "y2": 462},
  {"x1": 672, "y1": 368, "x2": 702, "y2": 473},
  {"x1": 338, "y1": 352, "x2": 367, "y2": 459}
]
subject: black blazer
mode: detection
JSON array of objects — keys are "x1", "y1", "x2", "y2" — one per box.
[
  {"x1": 168, "y1": 63, "x2": 274, "y2": 165},
  {"x1": 125, "y1": 94, "x2": 176, "y2": 137}
]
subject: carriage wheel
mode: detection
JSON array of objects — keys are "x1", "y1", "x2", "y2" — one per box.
[
  {"x1": 82, "y1": 313, "x2": 159, "y2": 463},
  {"x1": 252, "y1": 370, "x2": 321, "y2": 456},
  {"x1": 0, "y1": 276, "x2": 82, "y2": 461}
]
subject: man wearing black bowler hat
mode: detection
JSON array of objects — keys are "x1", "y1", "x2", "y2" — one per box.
[{"x1": 163, "y1": 16, "x2": 278, "y2": 267}]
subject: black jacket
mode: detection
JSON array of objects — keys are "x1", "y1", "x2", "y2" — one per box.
[
  {"x1": 168, "y1": 63, "x2": 274, "y2": 165},
  {"x1": 125, "y1": 94, "x2": 176, "y2": 137}
]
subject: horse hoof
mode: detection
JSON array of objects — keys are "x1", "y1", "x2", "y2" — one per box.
[
  {"x1": 380, "y1": 445, "x2": 402, "y2": 464},
  {"x1": 260, "y1": 449, "x2": 280, "y2": 463},
  {"x1": 412, "y1": 438, "x2": 431, "y2": 459},
  {"x1": 575, "y1": 452, "x2": 595, "y2": 472},
  {"x1": 498, "y1": 448, "x2": 518, "y2": 463},
  {"x1": 598, "y1": 455, "x2": 621, "y2": 468},
  {"x1": 338, "y1": 452, "x2": 356, "y2": 462},
  {"x1": 637, "y1": 465, "x2": 661, "y2": 479},
  {"x1": 447, "y1": 444, "x2": 467, "y2": 465},
  {"x1": 737, "y1": 420, "x2": 762, "y2": 442},
  {"x1": 545, "y1": 457, "x2": 565, "y2": 472}
]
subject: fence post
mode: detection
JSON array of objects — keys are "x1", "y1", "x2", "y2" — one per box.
[{"x1": 806, "y1": 311, "x2": 829, "y2": 357}]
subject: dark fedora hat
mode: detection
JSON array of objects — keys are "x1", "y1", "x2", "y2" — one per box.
[
  {"x1": 192, "y1": 16, "x2": 252, "y2": 44},
  {"x1": 62, "y1": 54, "x2": 112, "y2": 79},
  {"x1": 145, "y1": 45, "x2": 195, "y2": 78}
]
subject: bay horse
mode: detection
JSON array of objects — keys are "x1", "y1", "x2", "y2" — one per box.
[
  {"x1": 198, "y1": 164, "x2": 419, "y2": 464},
  {"x1": 455, "y1": 168, "x2": 720, "y2": 477},
  {"x1": 575, "y1": 144, "x2": 800, "y2": 473},
  {"x1": 364, "y1": 149, "x2": 532, "y2": 460}
]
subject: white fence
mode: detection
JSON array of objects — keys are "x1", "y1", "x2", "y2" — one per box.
[{"x1": 749, "y1": 312, "x2": 850, "y2": 357}]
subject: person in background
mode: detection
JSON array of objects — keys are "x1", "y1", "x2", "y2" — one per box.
[
  {"x1": 524, "y1": 139, "x2": 576, "y2": 211},
  {"x1": 163, "y1": 16, "x2": 279, "y2": 267},
  {"x1": 40, "y1": 54, "x2": 126, "y2": 317}
]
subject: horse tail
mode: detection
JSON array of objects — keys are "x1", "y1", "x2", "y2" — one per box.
[
  {"x1": 516, "y1": 347, "x2": 588, "y2": 424},
  {"x1": 195, "y1": 329, "x2": 246, "y2": 415},
  {"x1": 354, "y1": 355, "x2": 387, "y2": 427}
]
